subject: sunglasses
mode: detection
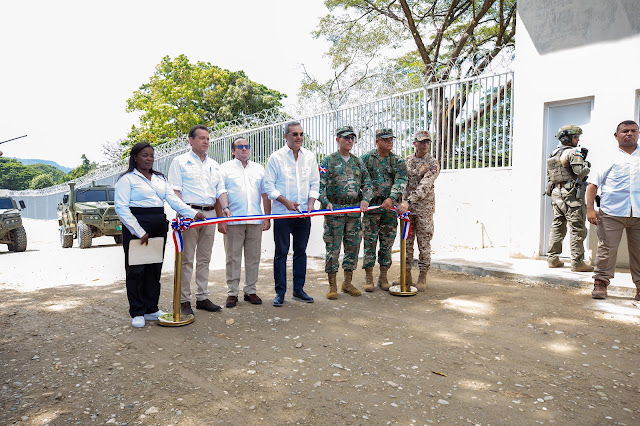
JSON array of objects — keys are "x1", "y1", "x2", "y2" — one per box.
[
  {"x1": 413, "y1": 139, "x2": 431, "y2": 144},
  {"x1": 235, "y1": 144, "x2": 250, "y2": 150},
  {"x1": 288, "y1": 132, "x2": 304, "y2": 137},
  {"x1": 341, "y1": 135, "x2": 356, "y2": 141}
]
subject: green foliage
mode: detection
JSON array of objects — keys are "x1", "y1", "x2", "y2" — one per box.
[
  {"x1": 0, "y1": 158, "x2": 39, "y2": 190},
  {"x1": 63, "y1": 154, "x2": 97, "y2": 182},
  {"x1": 29, "y1": 174, "x2": 55, "y2": 189},
  {"x1": 27, "y1": 163, "x2": 67, "y2": 184},
  {"x1": 125, "y1": 55, "x2": 287, "y2": 148}
]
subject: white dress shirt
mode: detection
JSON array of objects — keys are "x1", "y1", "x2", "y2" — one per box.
[
  {"x1": 264, "y1": 145, "x2": 320, "y2": 214},
  {"x1": 168, "y1": 150, "x2": 226, "y2": 205},
  {"x1": 220, "y1": 159, "x2": 266, "y2": 225},
  {"x1": 115, "y1": 169, "x2": 198, "y2": 238},
  {"x1": 589, "y1": 144, "x2": 640, "y2": 217}
]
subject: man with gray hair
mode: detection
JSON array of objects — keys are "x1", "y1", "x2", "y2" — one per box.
[{"x1": 264, "y1": 121, "x2": 320, "y2": 307}]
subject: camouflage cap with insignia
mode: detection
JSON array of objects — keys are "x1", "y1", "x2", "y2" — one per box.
[
  {"x1": 375, "y1": 128, "x2": 395, "y2": 139},
  {"x1": 555, "y1": 125, "x2": 583, "y2": 140},
  {"x1": 336, "y1": 125, "x2": 356, "y2": 137},
  {"x1": 414, "y1": 130, "x2": 432, "y2": 142}
]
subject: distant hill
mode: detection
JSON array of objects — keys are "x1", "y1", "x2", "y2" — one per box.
[{"x1": 12, "y1": 158, "x2": 72, "y2": 173}]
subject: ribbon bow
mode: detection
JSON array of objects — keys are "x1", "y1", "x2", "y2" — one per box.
[{"x1": 171, "y1": 217, "x2": 193, "y2": 232}]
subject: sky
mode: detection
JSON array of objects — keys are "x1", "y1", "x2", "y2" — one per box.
[{"x1": 0, "y1": 0, "x2": 332, "y2": 168}]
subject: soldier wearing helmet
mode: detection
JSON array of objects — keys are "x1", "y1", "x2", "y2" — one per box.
[{"x1": 544, "y1": 124, "x2": 593, "y2": 272}]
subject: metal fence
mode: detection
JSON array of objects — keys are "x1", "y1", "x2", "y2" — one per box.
[{"x1": 10, "y1": 71, "x2": 513, "y2": 219}]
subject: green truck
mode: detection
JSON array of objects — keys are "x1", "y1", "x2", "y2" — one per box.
[
  {"x1": 0, "y1": 192, "x2": 27, "y2": 252},
  {"x1": 57, "y1": 182, "x2": 123, "y2": 249}
]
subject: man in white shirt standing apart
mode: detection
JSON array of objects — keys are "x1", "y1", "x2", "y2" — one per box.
[
  {"x1": 168, "y1": 124, "x2": 232, "y2": 316},
  {"x1": 264, "y1": 121, "x2": 320, "y2": 307},
  {"x1": 218, "y1": 137, "x2": 272, "y2": 307},
  {"x1": 586, "y1": 120, "x2": 640, "y2": 300}
]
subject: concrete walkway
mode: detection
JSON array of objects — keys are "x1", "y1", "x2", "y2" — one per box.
[{"x1": 429, "y1": 246, "x2": 638, "y2": 298}]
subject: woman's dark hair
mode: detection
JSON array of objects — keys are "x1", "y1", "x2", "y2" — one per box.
[{"x1": 119, "y1": 142, "x2": 165, "y2": 179}]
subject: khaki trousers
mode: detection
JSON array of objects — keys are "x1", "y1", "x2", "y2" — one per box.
[
  {"x1": 180, "y1": 209, "x2": 216, "y2": 303},
  {"x1": 223, "y1": 224, "x2": 262, "y2": 296},
  {"x1": 593, "y1": 210, "x2": 640, "y2": 288}
]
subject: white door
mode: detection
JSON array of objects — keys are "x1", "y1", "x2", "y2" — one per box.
[{"x1": 541, "y1": 99, "x2": 593, "y2": 258}]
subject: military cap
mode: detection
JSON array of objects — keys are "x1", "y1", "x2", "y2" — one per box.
[
  {"x1": 414, "y1": 130, "x2": 432, "y2": 142},
  {"x1": 555, "y1": 125, "x2": 583, "y2": 140},
  {"x1": 375, "y1": 128, "x2": 395, "y2": 139},
  {"x1": 336, "y1": 125, "x2": 356, "y2": 138}
]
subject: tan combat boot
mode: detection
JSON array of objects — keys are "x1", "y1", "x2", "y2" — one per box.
[
  {"x1": 416, "y1": 270, "x2": 428, "y2": 292},
  {"x1": 378, "y1": 266, "x2": 391, "y2": 291},
  {"x1": 548, "y1": 258, "x2": 564, "y2": 268},
  {"x1": 364, "y1": 268, "x2": 374, "y2": 292},
  {"x1": 327, "y1": 273, "x2": 338, "y2": 300},
  {"x1": 341, "y1": 270, "x2": 361, "y2": 296},
  {"x1": 392, "y1": 270, "x2": 413, "y2": 287},
  {"x1": 591, "y1": 279, "x2": 608, "y2": 299},
  {"x1": 571, "y1": 262, "x2": 594, "y2": 272}
]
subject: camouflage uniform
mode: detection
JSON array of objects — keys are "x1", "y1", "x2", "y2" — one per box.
[
  {"x1": 360, "y1": 130, "x2": 408, "y2": 269},
  {"x1": 545, "y1": 125, "x2": 591, "y2": 267},
  {"x1": 404, "y1": 134, "x2": 440, "y2": 272},
  {"x1": 319, "y1": 148, "x2": 373, "y2": 273}
]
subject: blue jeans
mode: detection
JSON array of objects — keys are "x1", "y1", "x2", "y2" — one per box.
[{"x1": 273, "y1": 217, "x2": 311, "y2": 296}]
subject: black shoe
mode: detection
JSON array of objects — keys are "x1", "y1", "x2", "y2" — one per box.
[
  {"x1": 292, "y1": 291, "x2": 314, "y2": 303},
  {"x1": 244, "y1": 293, "x2": 262, "y2": 305},
  {"x1": 273, "y1": 294, "x2": 284, "y2": 307},
  {"x1": 196, "y1": 299, "x2": 222, "y2": 312},
  {"x1": 180, "y1": 302, "x2": 194, "y2": 316}
]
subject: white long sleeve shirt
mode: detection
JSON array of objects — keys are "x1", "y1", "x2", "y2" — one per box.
[
  {"x1": 263, "y1": 145, "x2": 320, "y2": 214},
  {"x1": 114, "y1": 169, "x2": 197, "y2": 238},
  {"x1": 219, "y1": 159, "x2": 266, "y2": 225},
  {"x1": 167, "y1": 150, "x2": 226, "y2": 205},
  {"x1": 589, "y1": 144, "x2": 640, "y2": 217}
]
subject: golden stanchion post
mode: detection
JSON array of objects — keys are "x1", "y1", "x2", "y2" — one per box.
[
  {"x1": 389, "y1": 218, "x2": 417, "y2": 296},
  {"x1": 159, "y1": 241, "x2": 194, "y2": 326}
]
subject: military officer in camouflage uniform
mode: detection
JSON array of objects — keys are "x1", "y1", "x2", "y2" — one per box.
[
  {"x1": 360, "y1": 128, "x2": 408, "y2": 291},
  {"x1": 545, "y1": 125, "x2": 593, "y2": 272},
  {"x1": 319, "y1": 126, "x2": 373, "y2": 299},
  {"x1": 395, "y1": 131, "x2": 440, "y2": 291}
]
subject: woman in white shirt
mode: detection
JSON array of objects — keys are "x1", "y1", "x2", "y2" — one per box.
[{"x1": 115, "y1": 142, "x2": 205, "y2": 328}]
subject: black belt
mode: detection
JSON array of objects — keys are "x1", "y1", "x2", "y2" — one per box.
[{"x1": 188, "y1": 204, "x2": 216, "y2": 211}]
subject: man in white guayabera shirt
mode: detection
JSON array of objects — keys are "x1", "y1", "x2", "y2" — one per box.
[
  {"x1": 586, "y1": 120, "x2": 640, "y2": 300},
  {"x1": 168, "y1": 124, "x2": 231, "y2": 316},
  {"x1": 264, "y1": 121, "x2": 320, "y2": 307},
  {"x1": 218, "y1": 137, "x2": 271, "y2": 308}
]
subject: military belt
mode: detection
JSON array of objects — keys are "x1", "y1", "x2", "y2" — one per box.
[{"x1": 329, "y1": 197, "x2": 361, "y2": 205}]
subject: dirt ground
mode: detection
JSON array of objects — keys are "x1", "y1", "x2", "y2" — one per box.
[{"x1": 2, "y1": 220, "x2": 640, "y2": 425}]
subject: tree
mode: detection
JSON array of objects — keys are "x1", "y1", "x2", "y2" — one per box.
[
  {"x1": 26, "y1": 163, "x2": 67, "y2": 184},
  {"x1": 0, "y1": 158, "x2": 39, "y2": 190},
  {"x1": 125, "y1": 55, "x2": 287, "y2": 147},
  {"x1": 301, "y1": 1, "x2": 516, "y2": 165},
  {"x1": 29, "y1": 174, "x2": 55, "y2": 189},
  {"x1": 63, "y1": 154, "x2": 97, "y2": 182}
]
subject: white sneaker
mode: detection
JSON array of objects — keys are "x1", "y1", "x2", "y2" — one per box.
[
  {"x1": 144, "y1": 310, "x2": 165, "y2": 321},
  {"x1": 132, "y1": 316, "x2": 145, "y2": 328}
]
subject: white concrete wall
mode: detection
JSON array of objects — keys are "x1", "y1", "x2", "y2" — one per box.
[{"x1": 511, "y1": 0, "x2": 640, "y2": 258}]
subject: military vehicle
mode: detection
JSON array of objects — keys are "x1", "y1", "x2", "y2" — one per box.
[
  {"x1": 57, "y1": 182, "x2": 123, "y2": 249},
  {"x1": 0, "y1": 191, "x2": 27, "y2": 252}
]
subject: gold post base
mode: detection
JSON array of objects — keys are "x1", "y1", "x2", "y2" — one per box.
[
  {"x1": 158, "y1": 313, "x2": 194, "y2": 326},
  {"x1": 389, "y1": 284, "x2": 418, "y2": 296}
]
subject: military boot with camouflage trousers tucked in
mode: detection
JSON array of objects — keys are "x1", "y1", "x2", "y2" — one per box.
[
  {"x1": 327, "y1": 273, "x2": 338, "y2": 300},
  {"x1": 378, "y1": 266, "x2": 391, "y2": 291},
  {"x1": 341, "y1": 270, "x2": 361, "y2": 296},
  {"x1": 364, "y1": 268, "x2": 374, "y2": 292},
  {"x1": 416, "y1": 270, "x2": 428, "y2": 291}
]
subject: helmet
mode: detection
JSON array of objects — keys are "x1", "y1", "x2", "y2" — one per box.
[{"x1": 555, "y1": 125, "x2": 583, "y2": 145}]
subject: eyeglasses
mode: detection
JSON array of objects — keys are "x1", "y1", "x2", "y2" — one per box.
[
  {"x1": 288, "y1": 132, "x2": 304, "y2": 137},
  {"x1": 341, "y1": 135, "x2": 355, "y2": 141},
  {"x1": 413, "y1": 139, "x2": 431, "y2": 144},
  {"x1": 235, "y1": 144, "x2": 250, "y2": 150}
]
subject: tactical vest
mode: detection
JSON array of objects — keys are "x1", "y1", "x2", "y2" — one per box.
[{"x1": 546, "y1": 146, "x2": 576, "y2": 184}]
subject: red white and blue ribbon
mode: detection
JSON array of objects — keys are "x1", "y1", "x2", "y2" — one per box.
[
  {"x1": 170, "y1": 204, "x2": 412, "y2": 253},
  {"x1": 398, "y1": 210, "x2": 412, "y2": 239}
]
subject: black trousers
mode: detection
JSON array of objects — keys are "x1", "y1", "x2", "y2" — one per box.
[{"x1": 122, "y1": 207, "x2": 168, "y2": 318}]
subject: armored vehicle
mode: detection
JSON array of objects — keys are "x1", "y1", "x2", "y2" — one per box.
[
  {"x1": 0, "y1": 191, "x2": 27, "y2": 252},
  {"x1": 57, "y1": 182, "x2": 123, "y2": 249}
]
